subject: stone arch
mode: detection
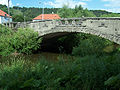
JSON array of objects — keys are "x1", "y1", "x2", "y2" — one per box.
[
  {"x1": 38, "y1": 26, "x2": 120, "y2": 44},
  {"x1": 9, "y1": 17, "x2": 120, "y2": 44}
]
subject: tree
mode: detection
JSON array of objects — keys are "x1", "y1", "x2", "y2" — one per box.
[
  {"x1": 100, "y1": 13, "x2": 120, "y2": 17},
  {"x1": 58, "y1": 4, "x2": 96, "y2": 18},
  {"x1": 12, "y1": 14, "x2": 24, "y2": 22},
  {"x1": 57, "y1": 4, "x2": 74, "y2": 18},
  {"x1": 83, "y1": 8, "x2": 96, "y2": 17}
]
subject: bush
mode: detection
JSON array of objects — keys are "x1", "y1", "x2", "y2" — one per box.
[
  {"x1": 0, "y1": 54, "x2": 120, "y2": 89},
  {"x1": 0, "y1": 24, "x2": 13, "y2": 35},
  {"x1": 11, "y1": 28, "x2": 42, "y2": 54},
  {"x1": 72, "y1": 34, "x2": 114, "y2": 56},
  {"x1": 0, "y1": 27, "x2": 42, "y2": 56},
  {"x1": 0, "y1": 34, "x2": 14, "y2": 56},
  {"x1": 0, "y1": 25, "x2": 14, "y2": 56}
]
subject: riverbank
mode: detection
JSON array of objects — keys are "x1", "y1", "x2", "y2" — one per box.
[
  {"x1": 0, "y1": 53, "x2": 120, "y2": 89},
  {"x1": 0, "y1": 52, "x2": 74, "y2": 62}
]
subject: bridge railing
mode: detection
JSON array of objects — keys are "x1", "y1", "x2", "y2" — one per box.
[
  {"x1": 56, "y1": 18, "x2": 85, "y2": 26},
  {"x1": 56, "y1": 17, "x2": 120, "y2": 26},
  {"x1": 5, "y1": 17, "x2": 120, "y2": 29},
  {"x1": 2, "y1": 22, "x2": 29, "y2": 30}
]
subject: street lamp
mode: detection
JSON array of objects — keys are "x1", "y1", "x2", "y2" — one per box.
[
  {"x1": 39, "y1": 2, "x2": 44, "y2": 20},
  {"x1": 8, "y1": 0, "x2": 10, "y2": 26}
]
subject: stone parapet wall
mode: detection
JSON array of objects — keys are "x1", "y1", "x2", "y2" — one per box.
[{"x1": 6, "y1": 17, "x2": 120, "y2": 44}]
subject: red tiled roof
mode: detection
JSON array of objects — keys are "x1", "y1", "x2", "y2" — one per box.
[
  {"x1": 33, "y1": 14, "x2": 61, "y2": 20},
  {"x1": 0, "y1": 9, "x2": 12, "y2": 18}
]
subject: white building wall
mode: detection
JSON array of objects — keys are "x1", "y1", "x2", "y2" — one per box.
[
  {"x1": 33, "y1": 19, "x2": 42, "y2": 22},
  {"x1": 0, "y1": 16, "x2": 12, "y2": 24},
  {"x1": 0, "y1": 16, "x2": 2, "y2": 24}
]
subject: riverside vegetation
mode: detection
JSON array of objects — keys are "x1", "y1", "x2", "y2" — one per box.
[
  {"x1": 0, "y1": 24, "x2": 120, "y2": 90},
  {"x1": 0, "y1": 24, "x2": 42, "y2": 56},
  {"x1": 0, "y1": 5, "x2": 120, "y2": 90}
]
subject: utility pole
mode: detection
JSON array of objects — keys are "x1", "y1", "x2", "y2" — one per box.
[
  {"x1": 42, "y1": 5, "x2": 44, "y2": 20},
  {"x1": 8, "y1": 0, "x2": 10, "y2": 27},
  {"x1": 39, "y1": 2, "x2": 44, "y2": 20}
]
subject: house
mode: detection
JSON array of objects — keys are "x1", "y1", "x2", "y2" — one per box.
[
  {"x1": 0, "y1": 9, "x2": 12, "y2": 24},
  {"x1": 33, "y1": 14, "x2": 61, "y2": 21}
]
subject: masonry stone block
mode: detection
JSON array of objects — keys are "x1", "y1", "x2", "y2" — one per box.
[{"x1": 8, "y1": 17, "x2": 120, "y2": 44}]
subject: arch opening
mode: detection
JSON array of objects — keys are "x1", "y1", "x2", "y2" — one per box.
[{"x1": 39, "y1": 32, "x2": 118, "y2": 54}]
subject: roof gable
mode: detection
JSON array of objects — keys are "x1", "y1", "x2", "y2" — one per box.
[
  {"x1": 0, "y1": 9, "x2": 12, "y2": 18},
  {"x1": 33, "y1": 14, "x2": 61, "y2": 20}
]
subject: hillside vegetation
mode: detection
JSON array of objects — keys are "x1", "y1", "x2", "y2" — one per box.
[{"x1": 1, "y1": 4, "x2": 120, "y2": 22}]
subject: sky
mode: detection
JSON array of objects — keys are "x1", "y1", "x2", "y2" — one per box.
[{"x1": 0, "y1": 0, "x2": 120, "y2": 13}]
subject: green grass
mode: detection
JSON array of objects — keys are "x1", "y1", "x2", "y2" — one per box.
[{"x1": 0, "y1": 54, "x2": 120, "y2": 90}]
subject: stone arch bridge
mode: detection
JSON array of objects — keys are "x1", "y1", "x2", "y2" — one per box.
[{"x1": 6, "y1": 17, "x2": 120, "y2": 44}]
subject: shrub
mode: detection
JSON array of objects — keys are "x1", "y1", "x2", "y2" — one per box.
[
  {"x1": 0, "y1": 24, "x2": 13, "y2": 35},
  {"x1": 11, "y1": 28, "x2": 42, "y2": 54},
  {"x1": 0, "y1": 54, "x2": 120, "y2": 89},
  {"x1": 72, "y1": 34, "x2": 114, "y2": 56},
  {"x1": 0, "y1": 34, "x2": 14, "y2": 56},
  {"x1": 0, "y1": 25, "x2": 14, "y2": 56},
  {"x1": 0, "y1": 27, "x2": 42, "y2": 56}
]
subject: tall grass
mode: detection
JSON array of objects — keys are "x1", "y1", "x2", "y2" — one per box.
[{"x1": 0, "y1": 54, "x2": 120, "y2": 89}]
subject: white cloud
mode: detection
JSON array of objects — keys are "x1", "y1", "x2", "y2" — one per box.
[
  {"x1": 45, "y1": 0, "x2": 88, "y2": 8},
  {"x1": 82, "y1": 0, "x2": 91, "y2": 1},
  {"x1": 102, "y1": 0, "x2": 120, "y2": 13},
  {"x1": 102, "y1": 0, "x2": 120, "y2": 8},
  {"x1": 102, "y1": 8, "x2": 120, "y2": 13},
  {"x1": 0, "y1": 0, "x2": 13, "y2": 7},
  {"x1": 16, "y1": 3, "x2": 20, "y2": 6},
  {"x1": 102, "y1": 0, "x2": 116, "y2": 1}
]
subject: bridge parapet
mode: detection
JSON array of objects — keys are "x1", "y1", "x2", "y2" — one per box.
[
  {"x1": 4, "y1": 17, "x2": 120, "y2": 44},
  {"x1": 58, "y1": 17, "x2": 120, "y2": 26},
  {"x1": 6, "y1": 17, "x2": 120, "y2": 28}
]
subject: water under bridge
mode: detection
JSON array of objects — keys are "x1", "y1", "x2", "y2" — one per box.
[{"x1": 5, "y1": 17, "x2": 120, "y2": 44}]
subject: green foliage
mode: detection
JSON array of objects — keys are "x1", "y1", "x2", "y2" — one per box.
[
  {"x1": 0, "y1": 4, "x2": 60, "y2": 22},
  {"x1": 90, "y1": 10, "x2": 112, "y2": 17},
  {"x1": 0, "y1": 25, "x2": 14, "y2": 56},
  {"x1": 0, "y1": 24, "x2": 13, "y2": 35},
  {"x1": 82, "y1": 8, "x2": 96, "y2": 17},
  {"x1": 11, "y1": 28, "x2": 42, "y2": 54},
  {"x1": 0, "y1": 4, "x2": 8, "y2": 13},
  {"x1": 72, "y1": 33, "x2": 114, "y2": 56},
  {"x1": 101, "y1": 13, "x2": 120, "y2": 17},
  {"x1": 57, "y1": 33, "x2": 80, "y2": 53},
  {"x1": 0, "y1": 57, "x2": 32, "y2": 89},
  {"x1": 0, "y1": 53, "x2": 120, "y2": 89},
  {"x1": 10, "y1": 9, "x2": 23, "y2": 16},
  {"x1": 12, "y1": 14, "x2": 24, "y2": 22},
  {"x1": 0, "y1": 34, "x2": 14, "y2": 56},
  {"x1": 57, "y1": 4, "x2": 74, "y2": 18},
  {"x1": 104, "y1": 74, "x2": 120, "y2": 89},
  {"x1": 0, "y1": 27, "x2": 42, "y2": 56},
  {"x1": 58, "y1": 5, "x2": 95, "y2": 18}
]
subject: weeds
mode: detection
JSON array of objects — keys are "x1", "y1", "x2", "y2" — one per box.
[{"x1": 0, "y1": 54, "x2": 120, "y2": 90}]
